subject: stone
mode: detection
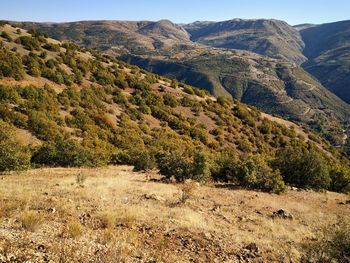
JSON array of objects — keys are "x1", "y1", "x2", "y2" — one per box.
[{"x1": 272, "y1": 209, "x2": 294, "y2": 219}]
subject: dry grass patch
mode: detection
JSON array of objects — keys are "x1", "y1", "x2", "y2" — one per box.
[
  {"x1": 19, "y1": 210, "x2": 43, "y2": 231},
  {"x1": 0, "y1": 166, "x2": 349, "y2": 261},
  {"x1": 65, "y1": 220, "x2": 84, "y2": 238}
]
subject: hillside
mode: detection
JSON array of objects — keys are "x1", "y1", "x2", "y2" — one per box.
[
  {"x1": 1, "y1": 166, "x2": 349, "y2": 262},
  {"x1": 12, "y1": 20, "x2": 350, "y2": 145},
  {"x1": 300, "y1": 20, "x2": 350, "y2": 104},
  {"x1": 13, "y1": 20, "x2": 194, "y2": 56},
  {"x1": 184, "y1": 19, "x2": 307, "y2": 64},
  {"x1": 1, "y1": 23, "x2": 350, "y2": 193},
  {"x1": 0, "y1": 23, "x2": 350, "y2": 262}
]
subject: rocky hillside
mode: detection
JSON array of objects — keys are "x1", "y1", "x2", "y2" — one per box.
[
  {"x1": 300, "y1": 20, "x2": 350, "y2": 104},
  {"x1": 12, "y1": 20, "x2": 350, "y2": 145}
]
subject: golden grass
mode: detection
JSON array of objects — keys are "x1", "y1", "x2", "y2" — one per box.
[
  {"x1": 0, "y1": 166, "x2": 349, "y2": 262},
  {"x1": 19, "y1": 210, "x2": 43, "y2": 231}
]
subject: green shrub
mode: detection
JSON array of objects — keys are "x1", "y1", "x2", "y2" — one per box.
[
  {"x1": 163, "y1": 94, "x2": 179, "y2": 108},
  {"x1": 156, "y1": 150, "x2": 192, "y2": 182},
  {"x1": 32, "y1": 138, "x2": 91, "y2": 167},
  {"x1": 42, "y1": 43, "x2": 60, "y2": 52},
  {"x1": 132, "y1": 149, "x2": 157, "y2": 172},
  {"x1": 183, "y1": 86, "x2": 195, "y2": 95},
  {"x1": 329, "y1": 163, "x2": 350, "y2": 194},
  {"x1": 0, "y1": 120, "x2": 31, "y2": 172},
  {"x1": 0, "y1": 85, "x2": 20, "y2": 103},
  {"x1": 1, "y1": 31, "x2": 12, "y2": 42},
  {"x1": 156, "y1": 147, "x2": 211, "y2": 182},
  {"x1": 212, "y1": 150, "x2": 237, "y2": 182},
  {"x1": 234, "y1": 155, "x2": 285, "y2": 194},
  {"x1": 16, "y1": 36, "x2": 41, "y2": 51},
  {"x1": 0, "y1": 46, "x2": 25, "y2": 79},
  {"x1": 213, "y1": 152, "x2": 285, "y2": 193},
  {"x1": 273, "y1": 143, "x2": 331, "y2": 190}
]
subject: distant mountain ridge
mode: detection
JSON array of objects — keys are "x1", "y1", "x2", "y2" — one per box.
[
  {"x1": 184, "y1": 19, "x2": 307, "y2": 64},
  {"x1": 299, "y1": 20, "x2": 350, "y2": 103}
]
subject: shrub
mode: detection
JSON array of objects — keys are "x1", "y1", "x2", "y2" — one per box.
[
  {"x1": 191, "y1": 148, "x2": 212, "y2": 182},
  {"x1": 16, "y1": 36, "x2": 41, "y2": 51},
  {"x1": 0, "y1": 85, "x2": 20, "y2": 103},
  {"x1": 156, "y1": 147, "x2": 211, "y2": 182},
  {"x1": 213, "y1": 152, "x2": 285, "y2": 193},
  {"x1": 132, "y1": 150, "x2": 157, "y2": 172},
  {"x1": 163, "y1": 94, "x2": 179, "y2": 108},
  {"x1": 329, "y1": 163, "x2": 350, "y2": 194},
  {"x1": 1, "y1": 31, "x2": 12, "y2": 42},
  {"x1": 183, "y1": 86, "x2": 195, "y2": 95},
  {"x1": 212, "y1": 150, "x2": 238, "y2": 182},
  {"x1": 273, "y1": 143, "x2": 331, "y2": 190},
  {"x1": 28, "y1": 111, "x2": 62, "y2": 140},
  {"x1": 32, "y1": 138, "x2": 91, "y2": 167},
  {"x1": 235, "y1": 155, "x2": 285, "y2": 194},
  {"x1": 156, "y1": 150, "x2": 193, "y2": 182},
  {"x1": 42, "y1": 42, "x2": 60, "y2": 52},
  {"x1": 0, "y1": 46, "x2": 25, "y2": 79},
  {"x1": 0, "y1": 120, "x2": 31, "y2": 172}
]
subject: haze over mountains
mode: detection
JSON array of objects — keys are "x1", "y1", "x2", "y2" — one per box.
[{"x1": 12, "y1": 18, "x2": 350, "y2": 145}]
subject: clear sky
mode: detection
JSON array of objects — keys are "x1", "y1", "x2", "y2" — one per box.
[{"x1": 1, "y1": 0, "x2": 349, "y2": 25}]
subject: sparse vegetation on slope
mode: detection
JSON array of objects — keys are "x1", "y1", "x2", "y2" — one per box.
[
  {"x1": 0, "y1": 24, "x2": 349, "y2": 194},
  {"x1": 13, "y1": 20, "x2": 350, "y2": 146}
]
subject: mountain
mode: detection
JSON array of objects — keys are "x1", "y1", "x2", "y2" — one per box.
[
  {"x1": 184, "y1": 19, "x2": 307, "y2": 64},
  {"x1": 1, "y1": 22, "x2": 339, "y2": 162},
  {"x1": 11, "y1": 20, "x2": 350, "y2": 145},
  {"x1": 13, "y1": 20, "x2": 194, "y2": 56},
  {"x1": 300, "y1": 20, "x2": 350, "y2": 104}
]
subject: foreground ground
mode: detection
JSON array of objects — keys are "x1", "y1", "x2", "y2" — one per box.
[{"x1": 0, "y1": 166, "x2": 349, "y2": 262}]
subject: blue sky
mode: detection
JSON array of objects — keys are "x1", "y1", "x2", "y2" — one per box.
[{"x1": 1, "y1": 0, "x2": 349, "y2": 25}]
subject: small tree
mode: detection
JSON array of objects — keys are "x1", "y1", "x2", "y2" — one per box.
[
  {"x1": 132, "y1": 149, "x2": 157, "y2": 172},
  {"x1": 156, "y1": 150, "x2": 193, "y2": 182},
  {"x1": 329, "y1": 163, "x2": 350, "y2": 194},
  {"x1": 0, "y1": 120, "x2": 31, "y2": 172},
  {"x1": 273, "y1": 143, "x2": 331, "y2": 190},
  {"x1": 235, "y1": 155, "x2": 285, "y2": 194}
]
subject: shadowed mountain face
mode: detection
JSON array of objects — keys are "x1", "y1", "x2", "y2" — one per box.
[
  {"x1": 300, "y1": 20, "x2": 350, "y2": 103},
  {"x1": 12, "y1": 19, "x2": 350, "y2": 143},
  {"x1": 184, "y1": 19, "x2": 307, "y2": 64}
]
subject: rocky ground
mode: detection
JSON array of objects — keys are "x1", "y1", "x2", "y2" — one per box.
[{"x1": 0, "y1": 166, "x2": 349, "y2": 262}]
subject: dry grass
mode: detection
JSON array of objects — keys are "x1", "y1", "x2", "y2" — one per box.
[
  {"x1": 19, "y1": 210, "x2": 43, "y2": 231},
  {"x1": 0, "y1": 165, "x2": 349, "y2": 262}
]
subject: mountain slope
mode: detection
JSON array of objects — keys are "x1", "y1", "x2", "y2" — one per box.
[
  {"x1": 2, "y1": 22, "x2": 340, "y2": 161},
  {"x1": 184, "y1": 19, "x2": 307, "y2": 64},
  {"x1": 11, "y1": 20, "x2": 350, "y2": 145},
  {"x1": 300, "y1": 20, "x2": 350, "y2": 103},
  {"x1": 13, "y1": 20, "x2": 194, "y2": 55}
]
